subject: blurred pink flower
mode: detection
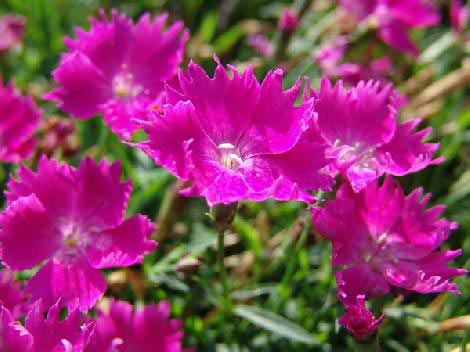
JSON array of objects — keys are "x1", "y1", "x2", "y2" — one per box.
[
  {"x1": 278, "y1": 8, "x2": 299, "y2": 34},
  {"x1": 38, "y1": 117, "x2": 78, "y2": 157},
  {"x1": 135, "y1": 60, "x2": 333, "y2": 206},
  {"x1": 315, "y1": 38, "x2": 393, "y2": 84},
  {"x1": 313, "y1": 78, "x2": 442, "y2": 191},
  {"x1": 0, "y1": 15, "x2": 25, "y2": 52},
  {"x1": 247, "y1": 34, "x2": 273, "y2": 57},
  {"x1": 0, "y1": 79, "x2": 40, "y2": 163},
  {"x1": 314, "y1": 37, "x2": 361, "y2": 80},
  {"x1": 450, "y1": 0, "x2": 469, "y2": 34},
  {"x1": 312, "y1": 177, "x2": 467, "y2": 301},
  {"x1": 338, "y1": 295, "x2": 383, "y2": 340},
  {"x1": 0, "y1": 157, "x2": 156, "y2": 311},
  {"x1": 86, "y1": 300, "x2": 188, "y2": 352},
  {"x1": 45, "y1": 9, "x2": 188, "y2": 140},
  {"x1": 341, "y1": 0, "x2": 440, "y2": 56}
]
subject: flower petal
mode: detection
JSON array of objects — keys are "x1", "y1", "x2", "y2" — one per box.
[
  {"x1": 0, "y1": 194, "x2": 61, "y2": 271},
  {"x1": 85, "y1": 215, "x2": 156, "y2": 269},
  {"x1": 24, "y1": 258, "x2": 107, "y2": 312}
]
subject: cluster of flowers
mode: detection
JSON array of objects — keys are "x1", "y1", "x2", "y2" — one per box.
[
  {"x1": 0, "y1": 4, "x2": 466, "y2": 348},
  {"x1": 0, "y1": 269, "x2": 186, "y2": 351},
  {"x1": 0, "y1": 156, "x2": 191, "y2": 350},
  {"x1": 315, "y1": 0, "x2": 470, "y2": 84},
  {"x1": 0, "y1": 10, "x2": 190, "y2": 351}
]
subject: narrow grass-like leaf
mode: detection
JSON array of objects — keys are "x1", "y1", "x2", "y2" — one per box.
[{"x1": 234, "y1": 304, "x2": 318, "y2": 345}]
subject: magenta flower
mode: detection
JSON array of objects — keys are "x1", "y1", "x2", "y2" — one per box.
[
  {"x1": 86, "y1": 300, "x2": 188, "y2": 352},
  {"x1": 0, "y1": 15, "x2": 25, "y2": 53},
  {"x1": 338, "y1": 295, "x2": 383, "y2": 340},
  {"x1": 0, "y1": 79, "x2": 40, "y2": 163},
  {"x1": 450, "y1": 0, "x2": 469, "y2": 34},
  {"x1": 44, "y1": 9, "x2": 188, "y2": 140},
  {"x1": 340, "y1": 0, "x2": 440, "y2": 55},
  {"x1": 312, "y1": 177, "x2": 467, "y2": 301},
  {"x1": 313, "y1": 78, "x2": 442, "y2": 192},
  {"x1": 0, "y1": 306, "x2": 33, "y2": 351},
  {"x1": 314, "y1": 37, "x2": 362, "y2": 81},
  {"x1": 0, "y1": 269, "x2": 25, "y2": 319},
  {"x1": 278, "y1": 8, "x2": 299, "y2": 34},
  {"x1": 135, "y1": 60, "x2": 333, "y2": 206},
  {"x1": 0, "y1": 157, "x2": 156, "y2": 311},
  {"x1": 25, "y1": 300, "x2": 95, "y2": 352},
  {"x1": 0, "y1": 300, "x2": 95, "y2": 352},
  {"x1": 315, "y1": 38, "x2": 393, "y2": 84}
]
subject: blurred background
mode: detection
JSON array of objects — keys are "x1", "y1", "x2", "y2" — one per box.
[{"x1": 1, "y1": 0, "x2": 469, "y2": 351}]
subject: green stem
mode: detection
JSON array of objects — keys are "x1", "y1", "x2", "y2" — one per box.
[
  {"x1": 280, "y1": 215, "x2": 310, "y2": 288},
  {"x1": 274, "y1": 0, "x2": 314, "y2": 61},
  {"x1": 211, "y1": 202, "x2": 238, "y2": 309},
  {"x1": 354, "y1": 335, "x2": 382, "y2": 352},
  {"x1": 217, "y1": 227, "x2": 230, "y2": 310},
  {"x1": 210, "y1": 202, "x2": 238, "y2": 343},
  {"x1": 156, "y1": 180, "x2": 189, "y2": 242}
]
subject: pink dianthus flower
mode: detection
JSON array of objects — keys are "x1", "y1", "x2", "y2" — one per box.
[
  {"x1": 0, "y1": 305, "x2": 33, "y2": 351},
  {"x1": 338, "y1": 295, "x2": 383, "y2": 340},
  {"x1": 0, "y1": 15, "x2": 25, "y2": 53},
  {"x1": 278, "y1": 8, "x2": 299, "y2": 34},
  {"x1": 0, "y1": 157, "x2": 156, "y2": 311},
  {"x1": 314, "y1": 38, "x2": 393, "y2": 84},
  {"x1": 450, "y1": 0, "x2": 469, "y2": 34},
  {"x1": 247, "y1": 34, "x2": 273, "y2": 58},
  {"x1": 135, "y1": 60, "x2": 333, "y2": 206},
  {"x1": 338, "y1": 296, "x2": 383, "y2": 340},
  {"x1": 0, "y1": 269, "x2": 25, "y2": 319},
  {"x1": 25, "y1": 300, "x2": 95, "y2": 352},
  {"x1": 340, "y1": 0, "x2": 440, "y2": 56},
  {"x1": 0, "y1": 300, "x2": 95, "y2": 352},
  {"x1": 86, "y1": 300, "x2": 188, "y2": 352},
  {"x1": 313, "y1": 78, "x2": 442, "y2": 192},
  {"x1": 44, "y1": 9, "x2": 188, "y2": 140},
  {"x1": 312, "y1": 177, "x2": 467, "y2": 302},
  {"x1": 314, "y1": 37, "x2": 361, "y2": 81},
  {"x1": 0, "y1": 79, "x2": 40, "y2": 163}
]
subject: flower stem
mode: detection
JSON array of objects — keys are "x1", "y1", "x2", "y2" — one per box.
[
  {"x1": 211, "y1": 203, "x2": 238, "y2": 305},
  {"x1": 211, "y1": 202, "x2": 238, "y2": 342},
  {"x1": 274, "y1": 0, "x2": 313, "y2": 61},
  {"x1": 156, "y1": 180, "x2": 189, "y2": 241},
  {"x1": 217, "y1": 227, "x2": 230, "y2": 308},
  {"x1": 354, "y1": 334, "x2": 382, "y2": 352}
]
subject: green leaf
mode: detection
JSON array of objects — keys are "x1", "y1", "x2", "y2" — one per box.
[
  {"x1": 419, "y1": 31, "x2": 455, "y2": 64},
  {"x1": 233, "y1": 304, "x2": 318, "y2": 345},
  {"x1": 231, "y1": 285, "x2": 276, "y2": 300},
  {"x1": 233, "y1": 216, "x2": 263, "y2": 259},
  {"x1": 198, "y1": 10, "x2": 218, "y2": 43},
  {"x1": 214, "y1": 24, "x2": 243, "y2": 54}
]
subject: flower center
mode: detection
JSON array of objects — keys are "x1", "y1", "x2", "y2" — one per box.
[
  {"x1": 63, "y1": 234, "x2": 79, "y2": 248},
  {"x1": 364, "y1": 233, "x2": 389, "y2": 264},
  {"x1": 62, "y1": 230, "x2": 82, "y2": 254},
  {"x1": 112, "y1": 70, "x2": 143, "y2": 99},
  {"x1": 336, "y1": 140, "x2": 376, "y2": 168},
  {"x1": 110, "y1": 337, "x2": 124, "y2": 351},
  {"x1": 218, "y1": 143, "x2": 243, "y2": 170}
]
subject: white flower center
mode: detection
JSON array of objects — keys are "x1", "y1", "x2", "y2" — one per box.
[
  {"x1": 218, "y1": 143, "x2": 243, "y2": 170},
  {"x1": 112, "y1": 69, "x2": 143, "y2": 99}
]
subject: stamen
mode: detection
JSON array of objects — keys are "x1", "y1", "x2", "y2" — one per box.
[
  {"x1": 218, "y1": 143, "x2": 243, "y2": 169},
  {"x1": 112, "y1": 72, "x2": 143, "y2": 99}
]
